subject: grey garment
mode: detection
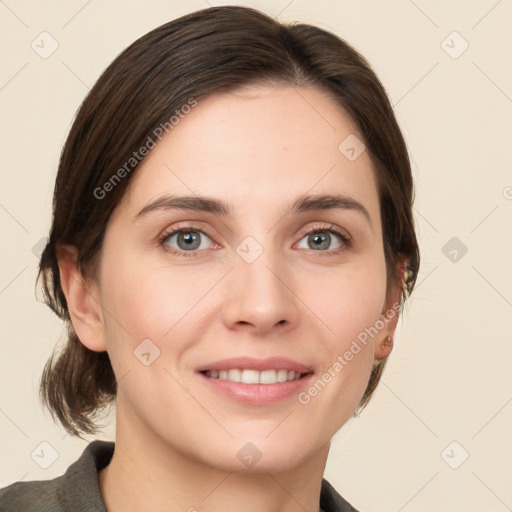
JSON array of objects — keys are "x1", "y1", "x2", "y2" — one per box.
[{"x1": 0, "y1": 441, "x2": 359, "y2": 512}]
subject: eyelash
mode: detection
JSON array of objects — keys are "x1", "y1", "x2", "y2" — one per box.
[{"x1": 157, "y1": 223, "x2": 352, "y2": 258}]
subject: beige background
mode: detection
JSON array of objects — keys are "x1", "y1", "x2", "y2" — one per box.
[{"x1": 1, "y1": 1, "x2": 511, "y2": 511}]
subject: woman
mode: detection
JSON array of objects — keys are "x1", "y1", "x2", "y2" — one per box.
[{"x1": 0, "y1": 5, "x2": 419, "y2": 511}]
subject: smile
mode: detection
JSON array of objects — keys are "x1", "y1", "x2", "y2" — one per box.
[{"x1": 203, "y1": 369, "x2": 304, "y2": 384}]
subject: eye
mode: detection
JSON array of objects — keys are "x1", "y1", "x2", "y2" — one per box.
[
  {"x1": 295, "y1": 224, "x2": 351, "y2": 253},
  {"x1": 158, "y1": 222, "x2": 351, "y2": 257},
  {"x1": 158, "y1": 225, "x2": 214, "y2": 256}
]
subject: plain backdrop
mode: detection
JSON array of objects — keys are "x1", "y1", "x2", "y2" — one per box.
[{"x1": 1, "y1": 1, "x2": 511, "y2": 511}]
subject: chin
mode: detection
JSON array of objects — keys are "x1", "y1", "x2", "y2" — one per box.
[{"x1": 206, "y1": 434, "x2": 321, "y2": 474}]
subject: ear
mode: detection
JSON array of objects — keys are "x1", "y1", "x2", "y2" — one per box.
[
  {"x1": 373, "y1": 262, "x2": 406, "y2": 360},
  {"x1": 56, "y1": 244, "x2": 107, "y2": 352}
]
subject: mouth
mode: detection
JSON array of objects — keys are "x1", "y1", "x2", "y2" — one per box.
[
  {"x1": 196, "y1": 356, "x2": 315, "y2": 405},
  {"x1": 201, "y1": 368, "x2": 311, "y2": 384}
]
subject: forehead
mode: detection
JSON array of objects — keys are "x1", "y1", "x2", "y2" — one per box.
[{"x1": 117, "y1": 84, "x2": 380, "y2": 225}]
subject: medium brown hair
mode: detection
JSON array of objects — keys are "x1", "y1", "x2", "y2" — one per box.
[{"x1": 38, "y1": 5, "x2": 420, "y2": 438}]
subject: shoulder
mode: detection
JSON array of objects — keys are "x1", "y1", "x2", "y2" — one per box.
[
  {"x1": 321, "y1": 478, "x2": 360, "y2": 512},
  {"x1": 0, "y1": 477, "x2": 63, "y2": 512},
  {"x1": 0, "y1": 440, "x2": 114, "y2": 512},
  {"x1": 0, "y1": 476, "x2": 62, "y2": 512}
]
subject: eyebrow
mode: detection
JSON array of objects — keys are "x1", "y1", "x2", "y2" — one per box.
[{"x1": 135, "y1": 193, "x2": 373, "y2": 229}]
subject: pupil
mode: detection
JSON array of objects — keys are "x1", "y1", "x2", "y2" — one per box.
[
  {"x1": 310, "y1": 233, "x2": 330, "y2": 250},
  {"x1": 179, "y1": 231, "x2": 200, "y2": 250}
]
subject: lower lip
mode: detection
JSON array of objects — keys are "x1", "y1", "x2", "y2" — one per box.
[{"x1": 197, "y1": 372, "x2": 315, "y2": 405}]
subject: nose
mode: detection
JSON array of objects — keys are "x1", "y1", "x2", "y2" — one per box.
[{"x1": 221, "y1": 247, "x2": 300, "y2": 336}]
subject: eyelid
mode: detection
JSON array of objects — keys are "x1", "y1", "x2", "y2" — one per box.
[
  {"x1": 293, "y1": 223, "x2": 352, "y2": 255},
  {"x1": 158, "y1": 222, "x2": 216, "y2": 254},
  {"x1": 295, "y1": 222, "x2": 351, "y2": 243},
  {"x1": 158, "y1": 221, "x2": 352, "y2": 256}
]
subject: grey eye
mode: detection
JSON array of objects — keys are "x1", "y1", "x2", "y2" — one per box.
[
  {"x1": 296, "y1": 231, "x2": 343, "y2": 251},
  {"x1": 165, "y1": 230, "x2": 212, "y2": 251}
]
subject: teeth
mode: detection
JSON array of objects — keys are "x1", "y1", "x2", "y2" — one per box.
[
  {"x1": 205, "y1": 369, "x2": 303, "y2": 384},
  {"x1": 242, "y1": 369, "x2": 260, "y2": 384},
  {"x1": 259, "y1": 369, "x2": 277, "y2": 384},
  {"x1": 277, "y1": 369, "x2": 288, "y2": 382},
  {"x1": 227, "y1": 369, "x2": 242, "y2": 382}
]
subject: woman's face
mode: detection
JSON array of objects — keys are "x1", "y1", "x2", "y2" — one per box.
[{"x1": 91, "y1": 84, "x2": 395, "y2": 472}]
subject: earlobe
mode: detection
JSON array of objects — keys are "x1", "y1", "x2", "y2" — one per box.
[
  {"x1": 374, "y1": 335, "x2": 394, "y2": 360},
  {"x1": 374, "y1": 289, "x2": 398, "y2": 360},
  {"x1": 56, "y1": 244, "x2": 107, "y2": 352},
  {"x1": 374, "y1": 263, "x2": 405, "y2": 360}
]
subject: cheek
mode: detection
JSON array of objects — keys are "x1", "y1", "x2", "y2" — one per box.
[
  {"x1": 100, "y1": 248, "x2": 214, "y2": 340},
  {"x1": 98, "y1": 251, "x2": 228, "y2": 395},
  {"x1": 97, "y1": 254, "x2": 201, "y2": 409},
  {"x1": 305, "y1": 256, "x2": 387, "y2": 394},
  {"x1": 100, "y1": 232, "x2": 388, "y2": 356},
  {"x1": 308, "y1": 259, "x2": 388, "y2": 345}
]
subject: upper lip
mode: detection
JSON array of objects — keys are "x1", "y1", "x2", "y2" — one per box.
[{"x1": 196, "y1": 356, "x2": 314, "y2": 374}]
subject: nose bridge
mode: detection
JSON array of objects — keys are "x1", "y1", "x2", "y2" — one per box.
[{"x1": 221, "y1": 234, "x2": 299, "y2": 333}]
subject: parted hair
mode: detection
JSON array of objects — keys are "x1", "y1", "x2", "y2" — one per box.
[{"x1": 37, "y1": 5, "x2": 420, "y2": 438}]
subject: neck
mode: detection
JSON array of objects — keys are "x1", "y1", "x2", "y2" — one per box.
[{"x1": 99, "y1": 399, "x2": 329, "y2": 512}]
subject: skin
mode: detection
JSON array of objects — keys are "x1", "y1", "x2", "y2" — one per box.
[{"x1": 58, "y1": 84, "x2": 401, "y2": 512}]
